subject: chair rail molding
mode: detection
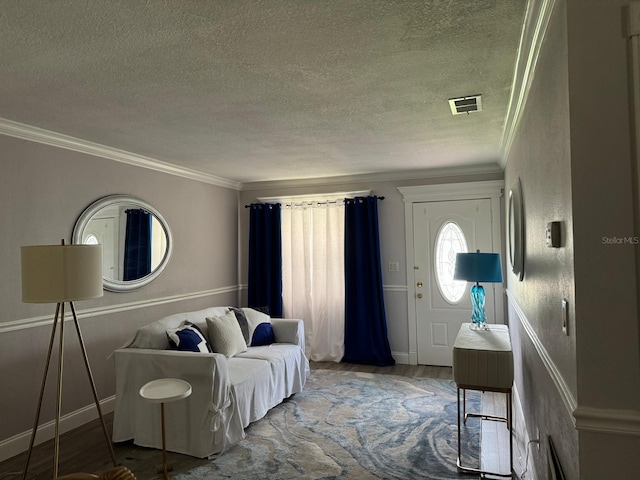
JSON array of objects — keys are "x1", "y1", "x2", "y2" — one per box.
[
  {"x1": 507, "y1": 289, "x2": 577, "y2": 419},
  {"x1": 506, "y1": 293, "x2": 640, "y2": 435},
  {"x1": 0, "y1": 285, "x2": 240, "y2": 334}
]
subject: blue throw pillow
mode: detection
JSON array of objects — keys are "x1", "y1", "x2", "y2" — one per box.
[
  {"x1": 167, "y1": 321, "x2": 212, "y2": 353},
  {"x1": 251, "y1": 322, "x2": 275, "y2": 346}
]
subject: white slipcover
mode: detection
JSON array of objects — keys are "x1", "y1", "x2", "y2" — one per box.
[{"x1": 112, "y1": 308, "x2": 309, "y2": 458}]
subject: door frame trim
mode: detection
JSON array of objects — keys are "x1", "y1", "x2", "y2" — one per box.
[{"x1": 398, "y1": 180, "x2": 505, "y2": 365}]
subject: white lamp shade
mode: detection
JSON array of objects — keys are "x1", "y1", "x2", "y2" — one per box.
[{"x1": 21, "y1": 244, "x2": 104, "y2": 303}]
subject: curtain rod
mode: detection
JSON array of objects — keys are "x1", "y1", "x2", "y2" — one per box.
[{"x1": 244, "y1": 196, "x2": 384, "y2": 208}]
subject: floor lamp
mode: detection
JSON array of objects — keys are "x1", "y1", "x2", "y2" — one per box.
[{"x1": 21, "y1": 241, "x2": 117, "y2": 479}]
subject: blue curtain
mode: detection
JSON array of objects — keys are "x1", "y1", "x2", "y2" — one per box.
[
  {"x1": 248, "y1": 203, "x2": 283, "y2": 318},
  {"x1": 343, "y1": 196, "x2": 395, "y2": 366},
  {"x1": 123, "y1": 209, "x2": 152, "y2": 281}
]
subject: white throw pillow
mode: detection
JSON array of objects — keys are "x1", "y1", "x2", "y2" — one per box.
[{"x1": 206, "y1": 311, "x2": 248, "y2": 358}]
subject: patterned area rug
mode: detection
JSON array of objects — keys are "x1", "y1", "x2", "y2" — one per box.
[{"x1": 173, "y1": 369, "x2": 480, "y2": 480}]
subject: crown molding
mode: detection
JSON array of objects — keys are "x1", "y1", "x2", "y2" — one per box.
[
  {"x1": 0, "y1": 117, "x2": 241, "y2": 190},
  {"x1": 398, "y1": 179, "x2": 505, "y2": 203},
  {"x1": 240, "y1": 162, "x2": 503, "y2": 191},
  {"x1": 0, "y1": 116, "x2": 503, "y2": 191},
  {"x1": 500, "y1": 0, "x2": 557, "y2": 167}
]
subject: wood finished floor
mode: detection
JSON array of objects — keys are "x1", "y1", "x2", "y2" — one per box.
[{"x1": 0, "y1": 362, "x2": 518, "y2": 479}]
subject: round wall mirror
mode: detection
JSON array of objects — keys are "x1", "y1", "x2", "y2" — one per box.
[
  {"x1": 508, "y1": 179, "x2": 524, "y2": 281},
  {"x1": 72, "y1": 195, "x2": 173, "y2": 292}
]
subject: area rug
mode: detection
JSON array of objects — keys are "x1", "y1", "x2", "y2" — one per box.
[{"x1": 170, "y1": 369, "x2": 480, "y2": 480}]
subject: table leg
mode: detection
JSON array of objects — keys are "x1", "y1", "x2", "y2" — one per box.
[
  {"x1": 161, "y1": 402, "x2": 170, "y2": 480},
  {"x1": 457, "y1": 387, "x2": 462, "y2": 467},
  {"x1": 508, "y1": 390, "x2": 513, "y2": 475},
  {"x1": 456, "y1": 387, "x2": 513, "y2": 478},
  {"x1": 463, "y1": 388, "x2": 467, "y2": 424}
]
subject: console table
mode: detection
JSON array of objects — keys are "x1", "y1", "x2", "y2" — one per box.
[
  {"x1": 139, "y1": 378, "x2": 192, "y2": 480},
  {"x1": 453, "y1": 323, "x2": 514, "y2": 478}
]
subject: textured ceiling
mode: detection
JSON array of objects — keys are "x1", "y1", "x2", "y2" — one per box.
[{"x1": 0, "y1": 1, "x2": 526, "y2": 184}]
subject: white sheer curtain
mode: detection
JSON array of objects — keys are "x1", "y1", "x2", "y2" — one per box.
[{"x1": 281, "y1": 202, "x2": 345, "y2": 362}]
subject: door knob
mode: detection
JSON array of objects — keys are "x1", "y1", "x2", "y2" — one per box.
[
  {"x1": 417, "y1": 293, "x2": 423, "y2": 299},
  {"x1": 417, "y1": 281, "x2": 423, "y2": 288}
]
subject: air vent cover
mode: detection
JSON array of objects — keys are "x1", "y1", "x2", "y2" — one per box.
[{"x1": 449, "y1": 95, "x2": 483, "y2": 115}]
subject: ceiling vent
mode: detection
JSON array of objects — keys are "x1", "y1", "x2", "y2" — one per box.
[{"x1": 449, "y1": 94, "x2": 482, "y2": 115}]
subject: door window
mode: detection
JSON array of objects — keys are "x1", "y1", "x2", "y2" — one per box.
[{"x1": 434, "y1": 221, "x2": 468, "y2": 303}]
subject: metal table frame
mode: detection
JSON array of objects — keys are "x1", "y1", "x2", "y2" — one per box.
[
  {"x1": 456, "y1": 383, "x2": 513, "y2": 478},
  {"x1": 453, "y1": 323, "x2": 514, "y2": 478}
]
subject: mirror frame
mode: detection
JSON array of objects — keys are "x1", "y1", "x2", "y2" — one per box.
[
  {"x1": 72, "y1": 194, "x2": 173, "y2": 292},
  {"x1": 508, "y1": 179, "x2": 524, "y2": 281}
]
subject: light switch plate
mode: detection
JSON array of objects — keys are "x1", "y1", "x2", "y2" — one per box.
[
  {"x1": 546, "y1": 221, "x2": 561, "y2": 247},
  {"x1": 388, "y1": 262, "x2": 400, "y2": 272}
]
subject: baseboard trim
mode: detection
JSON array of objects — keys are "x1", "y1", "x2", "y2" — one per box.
[
  {"x1": 0, "y1": 396, "x2": 116, "y2": 463},
  {"x1": 391, "y1": 352, "x2": 410, "y2": 364},
  {"x1": 506, "y1": 290, "x2": 578, "y2": 418},
  {"x1": 1, "y1": 286, "x2": 239, "y2": 334}
]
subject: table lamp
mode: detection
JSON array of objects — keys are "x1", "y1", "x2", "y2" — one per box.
[
  {"x1": 20, "y1": 241, "x2": 116, "y2": 479},
  {"x1": 453, "y1": 250, "x2": 503, "y2": 330}
]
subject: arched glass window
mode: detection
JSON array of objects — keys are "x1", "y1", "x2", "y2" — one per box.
[
  {"x1": 434, "y1": 221, "x2": 468, "y2": 303},
  {"x1": 84, "y1": 234, "x2": 99, "y2": 245}
]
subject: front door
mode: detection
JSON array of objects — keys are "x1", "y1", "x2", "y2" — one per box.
[{"x1": 413, "y1": 199, "x2": 496, "y2": 366}]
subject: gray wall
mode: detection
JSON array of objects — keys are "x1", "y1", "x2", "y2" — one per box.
[
  {"x1": 568, "y1": 0, "x2": 640, "y2": 476},
  {"x1": 0, "y1": 135, "x2": 239, "y2": 444},
  {"x1": 504, "y1": 0, "x2": 640, "y2": 478},
  {"x1": 238, "y1": 172, "x2": 503, "y2": 361},
  {"x1": 504, "y1": 1, "x2": 579, "y2": 475}
]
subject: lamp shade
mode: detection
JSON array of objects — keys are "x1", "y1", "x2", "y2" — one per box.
[
  {"x1": 453, "y1": 252, "x2": 503, "y2": 283},
  {"x1": 21, "y1": 244, "x2": 103, "y2": 303}
]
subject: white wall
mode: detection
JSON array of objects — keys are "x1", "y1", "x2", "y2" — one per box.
[
  {"x1": 567, "y1": 0, "x2": 640, "y2": 477},
  {"x1": 0, "y1": 135, "x2": 239, "y2": 459}
]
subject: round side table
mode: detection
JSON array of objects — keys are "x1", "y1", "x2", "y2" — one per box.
[{"x1": 139, "y1": 378, "x2": 192, "y2": 480}]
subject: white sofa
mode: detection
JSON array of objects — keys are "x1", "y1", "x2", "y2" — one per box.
[{"x1": 111, "y1": 306, "x2": 310, "y2": 458}]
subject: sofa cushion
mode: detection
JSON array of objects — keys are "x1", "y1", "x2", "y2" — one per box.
[
  {"x1": 126, "y1": 306, "x2": 229, "y2": 349},
  {"x1": 206, "y1": 311, "x2": 248, "y2": 358},
  {"x1": 241, "y1": 307, "x2": 275, "y2": 346},
  {"x1": 166, "y1": 321, "x2": 212, "y2": 353},
  {"x1": 226, "y1": 357, "x2": 272, "y2": 428}
]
